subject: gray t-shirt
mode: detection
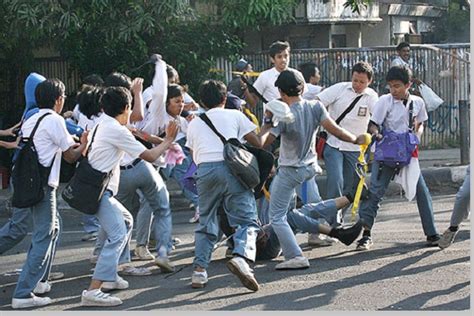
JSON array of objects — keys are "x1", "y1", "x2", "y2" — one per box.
[{"x1": 271, "y1": 99, "x2": 329, "y2": 167}]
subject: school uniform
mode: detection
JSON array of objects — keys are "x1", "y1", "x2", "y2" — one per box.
[{"x1": 13, "y1": 109, "x2": 75, "y2": 299}]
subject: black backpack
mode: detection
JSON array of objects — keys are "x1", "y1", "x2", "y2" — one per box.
[{"x1": 11, "y1": 113, "x2": 52, "y2": 208}]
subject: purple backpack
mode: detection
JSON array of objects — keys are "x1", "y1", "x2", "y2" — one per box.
[
  {"x1": 374, "y1": 130, "x2": 419, "y2": 168},
  {"x1": 181, "y1": 162, "x2": 198, "y2": 195}
]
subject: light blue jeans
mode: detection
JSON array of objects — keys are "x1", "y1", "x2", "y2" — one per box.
[
  {"x1": 0, "y1": 207, "x2": 30, "y2": 255},
  {"x1": 358, "y1": 161, "x2": 438, "y2": 237},
  {"x1": 323, "y1": 144, "x2": 359, "y2": 224},
  {"x1": 287, "y1": 199, "x2": 338, "y2": 234},
  {"x1": 92, "y1": 191, "x2": 133, "y2": 282},
  {"x1": 450, "y1": 165, "x2": 470, "y2": 227},
  {"x1": 82, "y1": 214, "x2": 100, "y2": 234},
  {"x1": 193, "y1": 161, "x2": 259, "y2": 269},
  {"x1": 13, "y1": 186, "x2": 61, "y2": 298},
  {"x1": 269, "y1": 164, "x2": 318, "y2": 260}
]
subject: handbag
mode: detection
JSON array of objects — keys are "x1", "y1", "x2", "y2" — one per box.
[
  {"x1": 316, "y1": 95, "x2": 363, "y2": 159},
  {"x1": 200, "y1": 113, "x2": 261, "y2": 190},
  {"x1": 62, "y1": 125, "x2": 112, "y2": 214},
  {"x1": 374, "y1": 101, "x2": 419, "y2": 168}
]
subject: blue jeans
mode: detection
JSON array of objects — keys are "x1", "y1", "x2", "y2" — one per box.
[
  {"x1": 287, "y1": 199, "x2": 338, "y2": 234},
  {"x1": 82, "y1": 214, "x2": 100, "y2": 234},
  {"x1": 450, "y1": 165, "x2": 470, "y2": 227},
  {"x1": 269, "y1": 164, "x2": 318, "y2": 260},
  {"x1": 93, "y1": 191, "x2": 133, "y2": 282},
  {"x1": 324, "y1": 144, "x2": 359, "y2": 222},
  {"x1": 193, "y1": 161, "x2": 259, "y2": 269},
  {"x1": 13, "y1": 186, "x2": 61, "y2": 298},
  {"x1": 161, "y1": 138, "x2": 199, "y2": 207},
  {"x1": 358, "y1": 161, "x2": 438, "y2": 237},
  {"x1": 0, "y1": 207, "x2": 30, "y2": 255},
  {"x1": 296, "y1": 177, "x2": 322, "y2": 204}
]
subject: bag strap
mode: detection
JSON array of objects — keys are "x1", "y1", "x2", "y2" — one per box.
[
  {"x1": 335, "y1": 94, "x2": 363, "y2": 125},
  {"x1": 26, "y1": 113, "x2": 52, "y2": 143},
  {"x1": 86, "y1": 124, "x2": 100, "y2": 157},
  {"x1": 407, "y1": 100, "x2": 414, "y2": 130},
  {"x1": 199, "y1": 113, "x2": 228, "y2": 145}
]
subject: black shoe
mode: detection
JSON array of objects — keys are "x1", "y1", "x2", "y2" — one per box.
[
  {"x1": 356, "y1": 235, "x2": 373, "y2": 251},
  {"x1": 426, "y1": 234, "x2": 440, "y2": 247},
  {"x1": 329, "y1": 221, "x2": 363, "y2": 246}
]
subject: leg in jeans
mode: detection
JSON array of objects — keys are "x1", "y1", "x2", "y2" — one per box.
[
  {"x1": 82, "y1": 215, "x2": 100, "y2": 234},
  {"x1": 298, "y1": 199, "x2": 338, "y2": 224},
  {"x1": 93, "y1": 191, "x2": 132, "y2": 282},
  {"x1": 270, "y1": 165, "x2": 317, "y2": 260},
  {"x1": 324, "y1": 144, "x2": 345, "y2": 199},
  {"x1": 193, "y1": 162, "x2": 226, "y2": 270},
  {"x1": 135, "y1": 191, "x2": 154, "y2": 247},
  {"x1": 340, "y1": 150, "x2": 360, "y2": 220},
  {"x1": 450, "y1": 165, "x2": 471, "y2": 227},
  {"x1": 358, "y1": 161, "x2": 397, "y2": 230},
  {"x1": 296, "y1": 176, "x2": 322, "y2": 204},
  {"x1": 0, "y1": 208, "x2": 31, "y2": 255},
  {"x1": 13, "y1": 187, "x2": 60, "y2": 298},
  {"x1": 415, "y1": 174, "x2": 438, "y2": 237}
]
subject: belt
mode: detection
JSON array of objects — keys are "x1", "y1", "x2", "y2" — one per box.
[{"x1": 120, "y1": 158, "x2": 141, "y2": 170}]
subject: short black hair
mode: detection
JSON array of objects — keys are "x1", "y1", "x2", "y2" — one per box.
[
  {"x1": 386, "y1": 66, "x2": 412, "y2": 85},
  {"x1": 352, "y1": 61, "x2": 374, "y2": 81},
  {"x1": 104, "y1": 72, "x2": 132, "y2": 89},
  {"x1": 101, "y1": 86, "x2": 132, "y2": 118},
  {"x1": 35, "y1": 78, "x2": 65, "y2": 109},
  {"x1": 298, "y1": 62, "x2": 319, "y2": 83},
  {"x1": 275, "y1": 69, "x2": 305, "y2": 97},
  {"x1": 199, "y1": 80, "x2": 227, "y2": 109},
  {"x1": 269, "y1": 41, "x2": 290, "y2": 58},
  {"x1": 77, "y1": 85, "x2": 104, "y2": 119},
  {"x1": 396, "y1": 42, "x2": 410, "y2": 51},
  {"x1": 82, "y1": 74, "x2": 104, "y2": 87}
]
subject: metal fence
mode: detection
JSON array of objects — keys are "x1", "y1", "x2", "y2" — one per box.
[{"x1": 217, "y1": 43, "x2": 470, "y2": 149}]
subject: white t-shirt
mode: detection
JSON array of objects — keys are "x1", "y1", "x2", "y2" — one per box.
[
  {"x1": 317, "y1": 82, "x2": 378, "y2": 152},
  {"x1": 371, "y1": 94, "x2": 428, "y2": 133},
  {"x1": 391, "y1": 56, "x2": 411, "y2": 69},
  {"x1": 253, "y1": 67, "x2": 307, "y2": 103},
  {"x1": 21, "y1": 109, "x2": 75, "y2": 187},
  {"x1": 72, "y1": 104, "x2": 103, "y2": 130},
  {"x1": 185, "y1": 108, "x2": 257, "y2": 165},
  {"x1": 302, "y1": 83, "x2": 323, "y2": 100},
  {"x1": 87, "y1": 114, "x2": 147, "y2": 195}
]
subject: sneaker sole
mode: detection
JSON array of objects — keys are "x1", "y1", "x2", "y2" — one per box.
[
  {"x1": 131, "y1": 256, "x2": 155, "y2": 261},
  {"x1": 191, "y1": 282, "x2": 207, "y2": 289},
  {"x1": 48, "y1": 272, "x2": 65, "y2": 281},
  {"x1": 81, "y1": 299, "x2": 123, "y2": 307},
  {"x1": 156, "y1": 262, "x2": 175, "y2": 274},
  {"x1": 226, "y1": 260, "x2": 259, "y2": 292},
  {"x1": 356, "y1": 244, "x2": 372, "y2": 251},
  {"x1": 275, "y1": 263, "x2": 309, "y2": 270}
]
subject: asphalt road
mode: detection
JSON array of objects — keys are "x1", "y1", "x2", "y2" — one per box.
[{"x1": 0, "y1": 189, "x2": 470, "y2": 311}]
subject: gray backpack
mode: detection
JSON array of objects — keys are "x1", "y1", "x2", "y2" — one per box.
[{"x1": 200, "y1": 113, "x2": 260, "y2": 190}]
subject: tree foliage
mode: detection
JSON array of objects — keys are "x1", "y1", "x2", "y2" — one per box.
[{"x1": 343, "y1": 0, "x2": 373, "y2": 14}]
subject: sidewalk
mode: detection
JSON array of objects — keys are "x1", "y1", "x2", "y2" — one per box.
[{"x1": 0, "y1": 148, "x2": 468, "y2": 215}]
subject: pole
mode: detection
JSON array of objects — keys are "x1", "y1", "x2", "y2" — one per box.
[{"x1": 459, "y1": 100, "x2": 470, "y2": 165}]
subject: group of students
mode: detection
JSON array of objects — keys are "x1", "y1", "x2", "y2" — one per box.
[{"x1": 0, "y1": 40, "x2": 470, "y2": 309}]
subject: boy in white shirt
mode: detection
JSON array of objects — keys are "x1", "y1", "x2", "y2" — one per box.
[
  {"x1": 357, "y1": 66, "x2": 440, "y2": 251},
  {"x1": 11, "y1": 79, "x2": 87, "y2": 309},
  {"x1": 299, "y1": 62, "x2": 323, "y2": 100}
]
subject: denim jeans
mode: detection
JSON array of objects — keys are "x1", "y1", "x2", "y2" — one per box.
[
  {"x1": 287, "y1": 199, "x2": 338, "y2": 234},
  {"x1": 82, "y1": 214, "x2": 100, "y2": 234},
  {"x1": 0, "y1": 207, "x2": 31, "y2": 255},
  {"x1": 193, "y1": 161, "x2": 259, "y2": 269},
  {"x1": 296, "y1": 177, "x2": 322, "y2": 204},
  {"x1": 358, "y1": 160, "x2": 438, "y2": 237},
  {"x1": 92, "y1": 191, "x2": 133, "y2": 282},
  {"x1": 13, "y1": 186, "x2": 61, "y2": 298},
  {"x1": 450, "y1": 165, "x2": 470, "y2": 227},
  {"x1": 161, "y1": 138, "x2": 199, "y2": 207},
  {"x1": 269, "y1": 164, "x2": 318, "y2": 260},
  {"x1": 323, "y1": 144, "x2": 359, "y2": 223}
]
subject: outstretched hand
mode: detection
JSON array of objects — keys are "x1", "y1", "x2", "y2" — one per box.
[{"x1": 164, "y1": 120, "x2": 179, "y2": 142}]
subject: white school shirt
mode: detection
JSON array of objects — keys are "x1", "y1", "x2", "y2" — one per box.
[
  {"x1": 21, "y1": 109, "x2": 75, "y2": 188},
  {"x1": 391, "y1": 56, "x2": 411, "y2": 69},
  {"x1": 302, "y1": 83, "x2": 323, "y2": 100},
  {"x1": 72, "y1": 104, "x2": 104, "y2": 130},
  {"x1": 185, "y1": 108, "x2": 257, "y2": 165},
  {"x1": 371, "y1": 94, "x2": 428, "y2": 133},
  {"x1": 87, "y1": 114, "x2": 147, "y2": 195},
  {"x1": 317, "y1": 82, "x2": 378, "y2": 152},
  {"x1": 253, "y1": 67, "x2": 308, "y2": 103}
]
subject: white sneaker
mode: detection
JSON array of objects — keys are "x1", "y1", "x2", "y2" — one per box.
[
  {"x1": 119, "y1": 266, "x2": 152, "y2": 276},
  {"x1": 191, "y1": 270, "x2": 208, "y2": 288},
  {"x1": 12, "y1": 294, "x2": 52, "y2": 309},
  {"x1": 226, "y1": 256, "x2": 259, "y2": 291},
  {"x1": 275, "y1": 256, "x2": 310, "y2": 270},
  {"x1": 155, "y1": 257, "x2": 175, "y2": 273},
  {"x1": 189, "y1": 208, "x2": 200, "y2": 223},
  {"x1": 439, "y1": 228, "x2": 459, "y2": 249},
  {"x1": 33, "y1": 281, "x2": 51, "y2": 295},
  {"x1": 81, "y1": 232, "x2": 98, "y2": 242},
  {"x1": 133, "y1": 246, "x2": 155, "y2": 261},
  {"x1": 81, "y1": 289, "x2": 122, "y2": 306},
  {"x1": 308, "y1": 233, "x2": 337, "y2": 247},
  {"x1": 102, "y1": 275, "x2": 129, "y2": 291}
]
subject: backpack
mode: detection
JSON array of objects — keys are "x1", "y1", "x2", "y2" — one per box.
[{"x1": 11, "y1": 113, "x2": 52, "y2": 208}]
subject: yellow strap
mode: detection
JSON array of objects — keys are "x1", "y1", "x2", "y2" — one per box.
[
  {"x1": 243, "y1": 108, "x2": 260, "y2": 133},
  {"x1": 351, "y1": 141, "x2": 370, "y2": 222},
  {"x1": 231, "y1": 71, "x2": 261, "y2": 77},
  {"x1": 263, "y1": 186, "x2": 270, "y2": 201}
]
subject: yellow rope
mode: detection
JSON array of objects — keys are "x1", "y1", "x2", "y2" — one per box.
[
  {"x1": 243, "y1": 108, "x2": 260, "y2": 133},
  {"x1": 351, "y1": 134, "x2": 372, "y2": 222}
]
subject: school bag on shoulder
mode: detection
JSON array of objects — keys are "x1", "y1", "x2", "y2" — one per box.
[
  {"x1": 62, "y1": 124, "x2": 112, "y2": 214},
  {"x1": 11, "y1": 113, "x2": 52, "y2": 208},
  {"x1": 374, "y1": 100, "x2": 419, "y2": 168},
  {"x1": 199, "y1": 113, "x2": 260, "y2": 190}
]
